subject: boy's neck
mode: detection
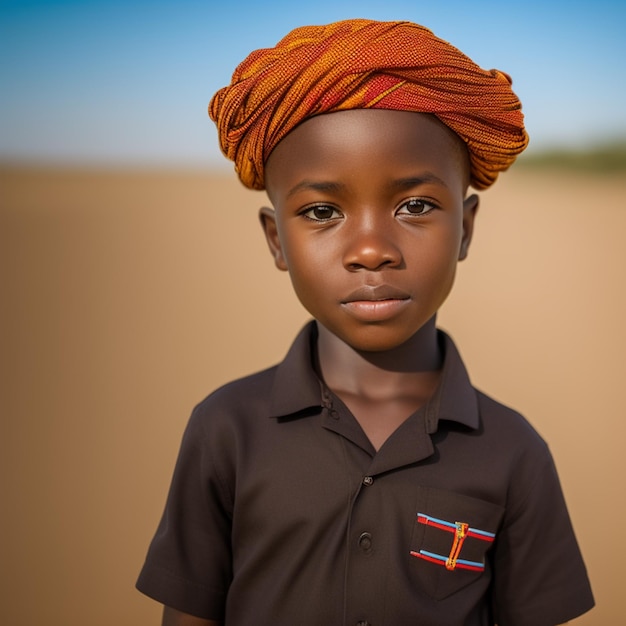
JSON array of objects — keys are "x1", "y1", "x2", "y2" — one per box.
[{"x1": 315, "y1": 316, "x2": 442, "y2": 402}]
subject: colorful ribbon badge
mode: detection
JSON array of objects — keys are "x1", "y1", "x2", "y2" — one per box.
[{"x1": 410, "y1": 513, "x2": 495, "y2": 572}]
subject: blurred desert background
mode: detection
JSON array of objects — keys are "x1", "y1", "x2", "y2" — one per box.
[
  {"x1": 2, "y1": 0, "x2": 626, "y2": 624},
  {"x1": 2, "y1": 160, "x2": 625, "y2": 625}
]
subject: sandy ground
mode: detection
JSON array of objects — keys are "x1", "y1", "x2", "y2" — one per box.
[{"x1": 1, "y1": 165, "x2": 624, "y2": 624}]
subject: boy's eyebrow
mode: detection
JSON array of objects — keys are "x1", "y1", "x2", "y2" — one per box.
[
  {"x1": 285, "y1": 174, "x2": 449, "y2": 199},
  {"x1": 389, "y1": 174, "x2": 450, "y2": 191},
  {"x1": 286, "y1": 180, "x2": 346, "y2": 198}
]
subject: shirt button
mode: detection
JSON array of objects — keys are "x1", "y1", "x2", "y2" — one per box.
[
  {"x1": 358, "y1": 532, "x2": 373, "y2": 552},
  {"x1": 329, "y1": 408, "x2": 339, "y2": 420},
  {"x1": 356, "y1": 621, "x2": 371, "y2": 626},
  {"x1": 362, "y1": 476, "x2": 374, "y2": 486}
]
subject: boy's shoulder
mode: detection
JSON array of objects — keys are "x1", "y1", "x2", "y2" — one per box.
[
  {"x1": 188, "y1": 322, "x2": 319, "y2": 430},
  {"x1": 476, "y1": 388, "x2": 549, "y2": 448},
  {"x1": 189, "y1": 363, "x2": 280, "y2": 430}
]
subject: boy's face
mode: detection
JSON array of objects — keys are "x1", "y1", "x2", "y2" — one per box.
[{"x1": 261, "y1": 109, "x2": 478, "y2": 353}]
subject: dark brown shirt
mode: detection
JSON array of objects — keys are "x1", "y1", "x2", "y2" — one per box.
[{"x1": 137, "y1": 322, "x2": 594, "y2": 625}]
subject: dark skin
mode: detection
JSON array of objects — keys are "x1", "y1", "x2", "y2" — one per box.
[
  {"x1": 315, "y1": 317, "x2": 443, "y2": 450},
  {"x1": 161, "y1": 110, "x2": 569, "y2": 624},
  {"x1": 162, "y1": 607, "x2": 220, "y2": 626},
  {"x1": 261, "y1": 109, "x2": 477, "y2": 451}
]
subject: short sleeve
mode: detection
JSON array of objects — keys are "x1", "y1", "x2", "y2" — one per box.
[
  {"x1": 491, "y1": 445, "x2": 594, "y2": 626},
  {"x1": 136, "y1": 405, "x2": 233, "y2": 620}
]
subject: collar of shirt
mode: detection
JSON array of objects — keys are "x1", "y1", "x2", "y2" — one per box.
[{"x1": 267, "y1": 321, "x2": 480, "y2": 435}]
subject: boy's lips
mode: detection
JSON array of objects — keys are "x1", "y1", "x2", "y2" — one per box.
[
  {"x1": 342, "y1": 284, "x2": 411, "y2": 303},
  {"x1": 341, "y1": 285, "x2": 411, "y2": 322}
]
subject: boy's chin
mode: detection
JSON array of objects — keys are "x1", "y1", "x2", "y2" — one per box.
[{"x1": 319, "y1": 321, "x2": 435, "y2": 354}]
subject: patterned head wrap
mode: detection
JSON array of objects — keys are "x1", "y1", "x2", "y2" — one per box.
[{"x1": 209, "y1": 19, "x2": 528, "y2": 190}]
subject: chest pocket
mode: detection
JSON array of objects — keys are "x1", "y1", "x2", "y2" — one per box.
[{"x1": 409, "y1": 486, "x2": 504, "y2": 600}]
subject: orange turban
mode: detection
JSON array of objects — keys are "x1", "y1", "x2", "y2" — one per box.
[{"x1": 209, "y1": 19, "x2": 529, "y2": 190}]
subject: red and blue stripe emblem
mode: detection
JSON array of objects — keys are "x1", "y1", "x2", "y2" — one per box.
[{"x1": 410, "y1": 513, "x2": 495, "y2": 572}]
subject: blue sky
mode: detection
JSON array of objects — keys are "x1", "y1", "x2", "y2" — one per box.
[{"x1": 1, "y1": 0, "x2": 625, "y2": 167}]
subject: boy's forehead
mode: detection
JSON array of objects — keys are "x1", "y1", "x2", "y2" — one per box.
[{"x1": 265, "y1": 109, "x2": 470, "y2": 195}]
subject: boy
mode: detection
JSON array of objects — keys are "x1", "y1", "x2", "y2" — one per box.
[{"x1": 137, "y1": 19, "x2": 594, "y2": 626}]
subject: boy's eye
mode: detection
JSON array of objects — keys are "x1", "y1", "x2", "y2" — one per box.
[
  {"x1": 302, "y1": 205, "x2": 342, "y2": 221},
  {"x1": 396, "y1": 198, "x2": 437, "y2": 216}
]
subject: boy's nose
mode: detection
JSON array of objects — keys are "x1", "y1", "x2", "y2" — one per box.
[{"x1": 342, "y1": 222, "x2": 403, "y2": 271}]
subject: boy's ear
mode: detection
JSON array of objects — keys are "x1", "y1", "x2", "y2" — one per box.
[
  {"x1": 259, "y1": 206, "x2": 288, "y2": 271},
  {"x1": 459, "y1": 193, "x2": 479, "y2": 261}
]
